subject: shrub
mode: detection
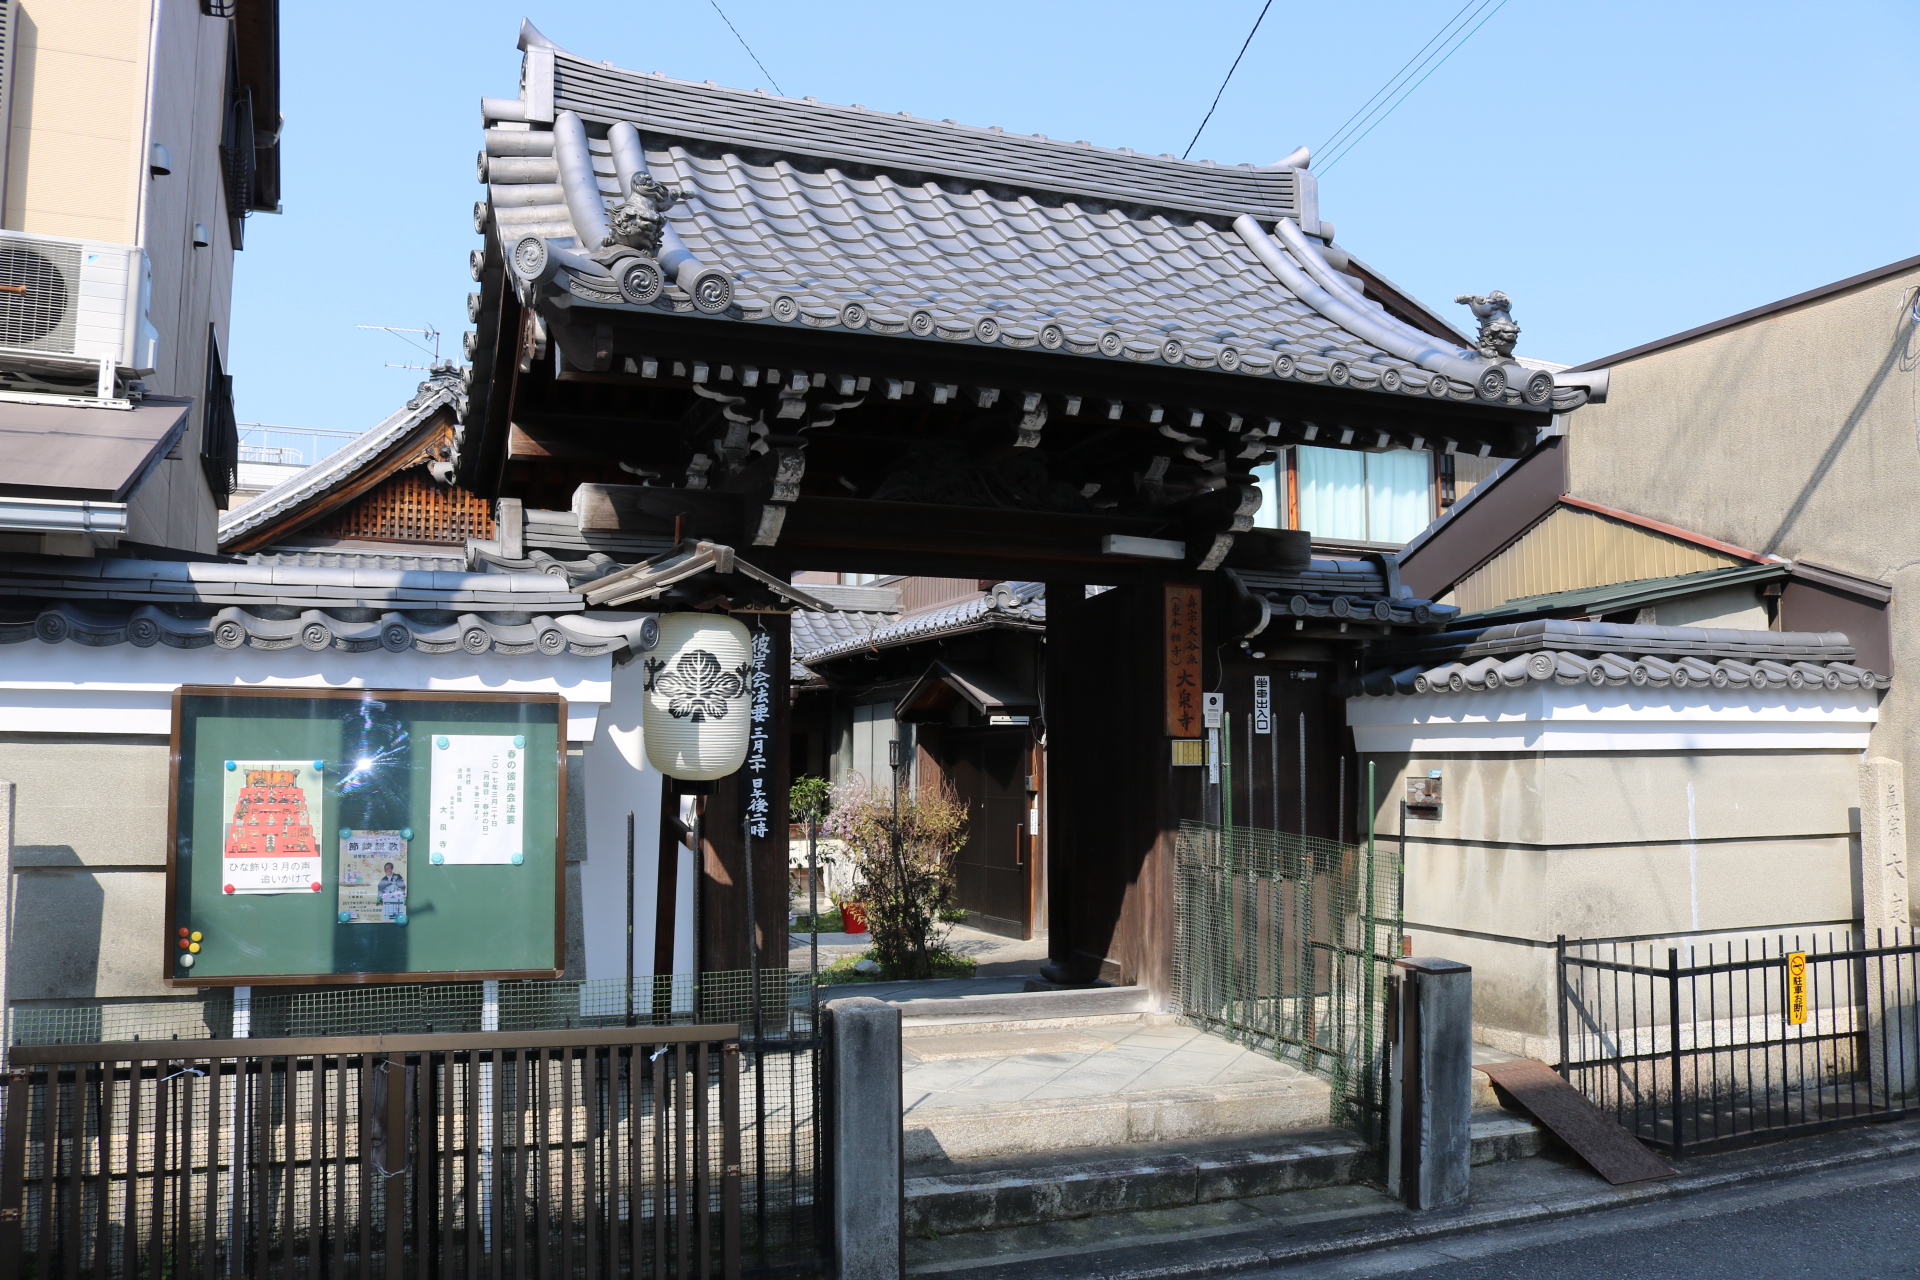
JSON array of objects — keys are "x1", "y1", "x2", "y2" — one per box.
[{"x1": 821, "y1": 773, "x2": 968, "y2": 980}]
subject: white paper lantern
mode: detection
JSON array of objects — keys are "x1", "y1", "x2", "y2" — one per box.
[{"x1": 643, "y1": 612, "x2": 753, "y2": 780}]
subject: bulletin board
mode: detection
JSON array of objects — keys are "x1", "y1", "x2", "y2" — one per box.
[{"x1": 164, "y1": 686, "x2": 566, "y2": 987}]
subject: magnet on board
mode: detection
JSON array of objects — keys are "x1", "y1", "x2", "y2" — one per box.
[
  {"x1": 394, "y1": 913, "x2": 408, "y2": 926},
  {"x1": 341, "y1": 828, "x2": 355, "y2": 841},
  {"x1": 225, "y1": 761, "x2": 236, "y2": 771},
  {"x1": 223, "y1": 884, "x2": 235, "y2": 894},
  {"x1": 190, "y1": 932, "x2": 202, "y2": 943},
  {"x1": 313, "y1": 761, "x2": 325, "y2": 771},
  {"x1": 400, "y1": 827, "x2": 413, "y2": 841},
  {"x1": 310, "y1": 882, "x2": 323, "y2": 892},
  {"x1": 436, "y1": 737, "x2": 449, "y2": 749},
  {"x1": 177, "y1": 938, "x2": 190, "y2": 949},
  {"x1": 177, "y1": 927, "x2": 190, "y2": 938},
  {"x1": 510, "y1": 853, "x2": 524, "y2": 865},
  {"x1": 177, "y1": 953, "x2": 195, "y2": 969},
  {"x1": 338, "y1": 911, "x2": 352, "y2": 924},
  {"x1": 513, "y1": 735, "x2": 525, "y2": 748},
  {"x1": 187, "y1": 943, "x2": 200, "y2": 954},
  {"x1": 431, "y1": 851, "x2": 445, "y2": 864}
]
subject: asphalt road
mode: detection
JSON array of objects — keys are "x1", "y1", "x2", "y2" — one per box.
[{"x1": 1251, "y1": 1150, "x2": 1920, "y2": 1280}]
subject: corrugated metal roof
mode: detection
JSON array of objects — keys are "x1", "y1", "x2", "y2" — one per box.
[
  {"x1": 1452, "y1": 564, "x2": 1788, "y2": 626},
  {"x1": 1447, "y1": 505, "x2": 1761, "y2": 615}
]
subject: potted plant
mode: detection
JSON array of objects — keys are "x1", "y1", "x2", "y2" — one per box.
[{"x1": 834, "y1": 889, "x2": 868, "y2": 935}]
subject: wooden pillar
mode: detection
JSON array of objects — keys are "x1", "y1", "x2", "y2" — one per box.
[
  {"x1": 1041, "y1": 583, "x2": 1201, "y2": 998},
  {"x1": 699, "y1": 614, "x2": 793, "y2": 975}
]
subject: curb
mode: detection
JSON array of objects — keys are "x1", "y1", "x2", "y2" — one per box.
[{"x1": 912, "y1": 1118, "x2": 1920, "y2": 1279}]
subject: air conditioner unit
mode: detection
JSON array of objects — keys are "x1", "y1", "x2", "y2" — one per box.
[{"x1": 0, "y1": 230, "x2": 157, "y2": 374}]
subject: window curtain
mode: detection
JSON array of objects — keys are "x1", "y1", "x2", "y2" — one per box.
[
  {"x1": 1366, "y1": 449, "x2": 1435, "y2": 543},
  {"x1": 1252, "y1": 460, "x2": 1284, "y2": 529},
  {"x1": 1295, "y1": 446, "x2": 1368, "y2": 540}
]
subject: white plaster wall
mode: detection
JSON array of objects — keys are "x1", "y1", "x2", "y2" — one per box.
[
  {"x1": 579, "y1": 659, "x2": 668, "y2": 983},
  {"x1": 1354, "y1": 688, "x2": 1876, "y2": 1050}
]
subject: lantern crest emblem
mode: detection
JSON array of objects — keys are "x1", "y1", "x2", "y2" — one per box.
[{"x1": 646, "y1": 649, "x2": 748, "y2": 722}]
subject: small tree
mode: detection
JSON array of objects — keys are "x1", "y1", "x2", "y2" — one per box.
[
  {"x1": 823, "y1": 774, "x2": 968, "y2": 980},
  {"x1": 790, "y1": 775, "x2": 831, "y2": 824}
]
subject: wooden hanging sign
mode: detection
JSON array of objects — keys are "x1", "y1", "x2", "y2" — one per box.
[{"x1": 1165, "y1": 583, "x2": 1202, "y2": 737}]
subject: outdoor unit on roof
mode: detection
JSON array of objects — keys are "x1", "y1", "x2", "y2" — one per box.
[{"x1": 0, "y1": 229, "x2": 157, "y2": 374}]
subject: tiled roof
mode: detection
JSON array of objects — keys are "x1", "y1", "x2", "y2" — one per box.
[
  {"x1": 243, "y1": 548, "x2": 470, "y2": 574},
  {"x1": 219, "y1": 372, "x2": 463, "y2": 546},
  {"x1": 1350, "y1": 620, "x2": 1888, "y2": 697},
  {"x1": 1354, "y1": 651, "x2": 1888, "y2": 697},
  {"x1": 479, "y1": 31, "x2": 1596, "y2": 414},
  {"x1": 0, "y1": 600, "x2": 649, "y2": 658},
  {"x1": 0, "y1": 552, "x2": 584, "y2": 612},
  {"x1": 0, "y1": 541, "x2": 660, "y2": 657},
  {"x1": 797, "y1": 582, "x2": 1045, "y2": 666},
  {"x1": 1233, "y1": 557, "x2": 1459, "y2": 628}
]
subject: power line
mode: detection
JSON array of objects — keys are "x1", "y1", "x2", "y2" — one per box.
[
  {"x1": 1317, "y1": 0, "x2": 1513, "y2": 173},
  {"x1": 708, "y1": 0, "x2": 785, "y2": 97},
  {"x1": 1315, "y1": 0, "x2": 1482, "y2": 161},
  {"x1": 1182, "y1": 0, "x2": 1276, "y2": 161}
]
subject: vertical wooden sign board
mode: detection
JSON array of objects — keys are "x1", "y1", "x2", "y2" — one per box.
[{"x1": 1165, "y1": 584, "x2": 1202, "y2": 738}]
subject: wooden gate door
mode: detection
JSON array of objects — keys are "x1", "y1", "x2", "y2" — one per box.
[{"x1": 947, "y1": 729, "x2": 1033, "y2": 939}]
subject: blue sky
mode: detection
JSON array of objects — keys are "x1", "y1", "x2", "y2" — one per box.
[{"x1": 230, "y1": 0, "x2": 1918, "y2": 446}]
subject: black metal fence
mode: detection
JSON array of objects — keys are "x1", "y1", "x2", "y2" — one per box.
[
  {"x1": 0, "y1": 1024, "x2": 784, "y2": 1278},
  {"x1": 1559, "y1": 930, "x2": 1920, "y2": 1155}
]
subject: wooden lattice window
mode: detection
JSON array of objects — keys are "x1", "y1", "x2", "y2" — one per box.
[{"x1": 307, "y1": 468, "x2": 495, "y2": 545}]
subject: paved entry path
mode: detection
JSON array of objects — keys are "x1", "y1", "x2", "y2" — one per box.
[{"x1": 901, "y1": 1021, "x2": 1311, "y2": 1114}]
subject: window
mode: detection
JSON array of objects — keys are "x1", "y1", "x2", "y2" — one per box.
[
  {"x1": 199, "y1": 326, "x2": 238, "y2": 504},
  {"x1": 1253, "y1": 446, "x2": 1436, "y2": 545}
]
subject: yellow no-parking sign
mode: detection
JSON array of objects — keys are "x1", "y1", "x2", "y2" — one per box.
[{"x1": 1787, "y1": 952, "x2": 1808, "y2": 1025}]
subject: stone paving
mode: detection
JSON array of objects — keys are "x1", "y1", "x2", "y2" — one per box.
[{"x1": 902, "y1": 1021, "x2": 1311, "y2": 1114}]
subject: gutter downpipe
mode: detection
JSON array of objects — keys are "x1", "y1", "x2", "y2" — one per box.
[{"x1": 1232, "y1": 215, "x2": 1500, "y2": 396}]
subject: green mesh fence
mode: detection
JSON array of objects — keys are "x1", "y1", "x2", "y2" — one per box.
[
  {"x1": 1173, "y1": 820, "x2": 1403, "y2": 1141},
  {"x1": 11, "y1": 970, "x2": 816, "y2": 1048}
]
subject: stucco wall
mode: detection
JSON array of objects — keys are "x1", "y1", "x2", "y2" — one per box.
[
  {"x1": 1565, "y1": 264, "x2": 1920, "y2": 855},
  {"x1": 1367, "y1": 748, "x2": 1862, "y2": 1053}
]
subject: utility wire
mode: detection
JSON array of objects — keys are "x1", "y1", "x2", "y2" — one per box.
[
  {"x1": 1315, "y1": 0, "x2": 1483, "y2": 161},
  {"x1": 1182, "y1": 0, "x2": 1276, "y2": 160},
  {"x1": 1319, "y1": 0, "x2": 1509, "y2": 172},
  {"x1": 708, "y1": 0, "x2": 784, "y2": 96}
]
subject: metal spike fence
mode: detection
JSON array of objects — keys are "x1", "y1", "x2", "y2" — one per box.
[
  {"x1": 1172, "y1": 820, "x2": 1403, "y2": 1141},
  {"x1": 1560, "y1": 929, "x2": 1920, "y2": 1155}
]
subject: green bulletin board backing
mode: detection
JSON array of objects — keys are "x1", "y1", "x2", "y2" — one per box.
[{"x1": 166, "y1": 686, "x2": 565, "y2": 986}]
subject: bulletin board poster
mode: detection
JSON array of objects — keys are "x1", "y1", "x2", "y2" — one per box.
[{"x1": 165, "y1": 687, "x2": 565, "y2": 987}]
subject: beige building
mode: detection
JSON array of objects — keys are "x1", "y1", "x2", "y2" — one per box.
[
  {"x1": 0, "y1": 0, "x2": 279, "y2": 554},
  {"x1": 1361, "y1": 257, "x2": 1920, "y2": 1052}
]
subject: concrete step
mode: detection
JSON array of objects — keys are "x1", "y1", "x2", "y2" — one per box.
[
  {"x1": 903, "y1": 1076, "x2": 1335, "y2": 1163},
  {"x1": 895, "y1": 984, "x2": 1154, "y2": 1029},
  {"x1": 906, "y1": 1111, "x2": 1556, "y2": 1241}
]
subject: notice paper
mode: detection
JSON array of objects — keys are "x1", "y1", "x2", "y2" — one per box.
[
  {"x1": 428, "y1": 734, "x2": 525, "y2": 865},
  {"x1": 221, "y1": 759, "x2": 326, "y2": 895},
  {"x1": 338, "y1": 829, "x2": 409, "y2": 923}
]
